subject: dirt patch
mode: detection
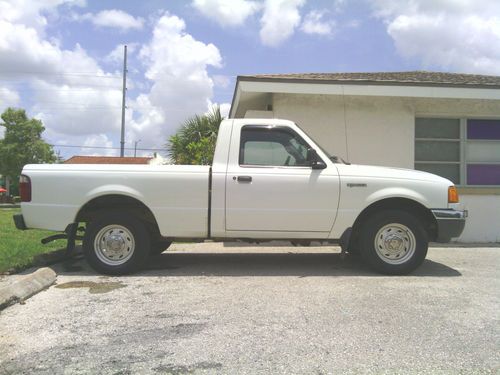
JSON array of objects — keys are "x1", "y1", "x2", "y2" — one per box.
[{"x1": 55, "y1": 280, "x2": 126, "y2": 294}]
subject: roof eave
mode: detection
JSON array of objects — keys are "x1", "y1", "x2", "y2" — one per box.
[{"x1": 237, "y1": 75, "x2": 500, "y2": 90}]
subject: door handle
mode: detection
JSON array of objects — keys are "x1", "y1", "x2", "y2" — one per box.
[{"x1": 236, "y1": 176, "x2": 252, "y2": 183}]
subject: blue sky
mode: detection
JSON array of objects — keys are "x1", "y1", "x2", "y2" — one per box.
[{"x1": 0, "y1": 0, "x2": 499, "y2": 158}]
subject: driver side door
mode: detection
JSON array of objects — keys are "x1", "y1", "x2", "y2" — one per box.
[{"x1": 225, "y1": 124, "x2": 340, "y2": 234}]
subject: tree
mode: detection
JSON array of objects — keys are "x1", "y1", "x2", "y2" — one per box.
[
  {"x1": 167, "y1": 106, "x2": 222, "y2": 165},
  {"x1": 0, "y1": 108, "x2": 56, "y2": 195}
]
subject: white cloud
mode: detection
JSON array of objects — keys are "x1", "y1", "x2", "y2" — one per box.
[
  {"x1": 0, "y1": 17, "x2": 123, "y2": 140},
  {"x1": 0, "y1": 22, "x2": 112, "y2": 84},
  {"x1": 301, "y1": 10, "x2": 334, "y2": 35},
  {"x1": 219, "y1": 102, "x2": 231, "y2": 118},
  {"x1": 372, "y1": 0, "x2": 500, "y2": 75},
  {"x1": 104, "y1": 43, "x2": 138, "y2": 65},
  {"x1": 333, "y1": 0, "x2": 346, "y2": 13},
  {"x1": 212, "y1": 74, "x2": 232, "y2": 88},
  {"x1": 346, "y1": 19, "x2": 360, "y2": 28},
  {"x1": 125, "y1": 12, "x2": 223, "y2": 149},
  {"x1": 0, "y1": 0, "x2": 85, "y2": 33},
  {"x1": 0, "y1": 1, "x2": 127, "y2": 156},
  {"x1": 0, "y1": 5, "x2": 225, "y2": 157},
  {"x1": 33, "y1": 81, "x2": 122, "y2": 136},
  {"x1": 260, "y1": 0, "x2": 305, "y2": 47},
  {"x1": 78, "y1": 9, "x2": 144, "y2": 31},
  {"x1": 0, "y1": 87, "x2": 21, "y2": 138},
  {"x1": 81, "y1": 134, "x2": 115, "y2": 156},
  {"x1": 45, "y1": 132, "x2": 119, "y2": 157},
  {"x1": 194, "y1": 0, "x2": 340, "y2": 45},
  {"x1": 0, "y1": 87, "x2": 20, "y2": 110},
  {"x1": 192, "y1": 0, "x2": 260, "y2": 27}
]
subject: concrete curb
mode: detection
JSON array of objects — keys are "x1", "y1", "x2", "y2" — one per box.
[
  {"x1": 0, "y1": 204, "x2": 20, "y2": 208},
  {"x1": 0, "y1": 267, "x2": 57, "y2": 310}
]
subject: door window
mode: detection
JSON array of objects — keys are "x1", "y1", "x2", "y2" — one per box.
[{"x1": 239, "y1": 126, "x2": 311, "y2": 167}]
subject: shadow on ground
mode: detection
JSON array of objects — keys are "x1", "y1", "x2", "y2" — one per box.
[{"x1": 56, "y1": 251, "x2": 461, "y2": 278}]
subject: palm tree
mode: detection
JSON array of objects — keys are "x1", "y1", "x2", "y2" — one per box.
[{"x1": 167, "y1": 106, "x2": 222, "y2": 165}]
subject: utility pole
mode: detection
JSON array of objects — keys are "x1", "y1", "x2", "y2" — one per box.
[
  {"x1": 120, "y1": 45, "x2": 128, "y2": 157},
  {"x1": 134, "y1": 139, "x2": 141, "y2": 157}
]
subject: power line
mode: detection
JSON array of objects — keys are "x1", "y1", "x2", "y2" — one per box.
[
  {"x1": 0, "y1": 71, "x2": 121, "y2": 78},
  {"x1": 6, "y1": 88, "x2": 123, "y2": 92},
  {"x1": 50, "y1": 144, "x2": 165, "y2": 152},
  {"x1": 30, "y1": 105, "x2": 229, "y2": 111},
  {"x1": 28, "y1": 106, "x2": 123, "y2": 110},
  {"x1": 0, "y1": 73, "x2": 239, "y2": 83},
  {"x1": 0, "y1": 80, "x2": 123, "y2": 88}
]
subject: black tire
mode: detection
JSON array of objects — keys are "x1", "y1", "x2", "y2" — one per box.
[
  {"x1": 358, "y1": 209, "x2": 428, "y2": 275},
  {"x1": 83, "y1": 212, "x2": 151, "y2": 275},
  {"x1": 346, "y1": 234, "x2": 360, "y2": 256},
  {"x1": 150, "y1": 240, "x2": 172, "y2": 255}
]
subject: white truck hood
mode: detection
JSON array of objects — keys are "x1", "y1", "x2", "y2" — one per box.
[{"x1": 335, "y1": 163, "x2": 453, "y2": 185}]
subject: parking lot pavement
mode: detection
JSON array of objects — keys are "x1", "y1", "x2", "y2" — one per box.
[{"x1": 0, "y1": 243, "x2": 499, "y2": 374}]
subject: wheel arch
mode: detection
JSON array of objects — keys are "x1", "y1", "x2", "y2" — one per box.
[
  {"x1": 75, "y1": 194, "x2": 161, "y2": 239},
  {"x1": 351, "y1": 197, "x2": 438, "y2": 245}
]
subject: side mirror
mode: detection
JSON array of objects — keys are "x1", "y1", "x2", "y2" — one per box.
[{"x1": 307, "y1": 148, "x2": 326, "y2": 170}]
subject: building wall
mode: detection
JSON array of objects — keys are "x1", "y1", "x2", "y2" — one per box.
[
  {"x1": 459, "y1": 195, "x2": 500, "y2": 242},
  {"x1": 413, "y1": 97, "x2": 500, "y2": 243},
  {"x1": 272, "y1": 93, "x2": 416, "y2": 168},
  {"x1": 265, "y1": 93, "x2": 500, "y2": 243},
  {"x1": 272, "y1": 93, "x2": 349, "y2": 162}
]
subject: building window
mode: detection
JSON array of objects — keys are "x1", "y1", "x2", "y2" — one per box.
[{"x1": 415, "y1": 118, "x2": 500, "y2": 186}]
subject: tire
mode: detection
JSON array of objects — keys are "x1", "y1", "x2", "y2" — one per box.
[
  {"x1": 83, "y1": 212, "x2": 151, "y2": 275},
  {"x1": 358, "y1": 209, "x2": 428, "y2": 275},
  {"x1": 150, "y1": 240, "x2": 172, "y2": 255},
  {"x1": 346, "y1": 234, "x2": 360, "y2": 256}
]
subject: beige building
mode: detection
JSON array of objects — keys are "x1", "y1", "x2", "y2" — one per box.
[{"x1": 229, "y1": 71, "x2": 500, "y2": 243}]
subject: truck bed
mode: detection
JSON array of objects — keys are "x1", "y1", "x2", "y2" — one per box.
[{"x1": 21, "y1": 164, "x2": 211, "y2": 237}]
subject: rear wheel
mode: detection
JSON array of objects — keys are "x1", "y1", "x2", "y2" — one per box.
[
  {"x1": 83, "y1": 212, "x2": 150, "y2": 275},
  {"x1": 358, "y1": 210, "x2": 428, "y2": 275}
]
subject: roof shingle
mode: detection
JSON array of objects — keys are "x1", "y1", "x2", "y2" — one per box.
[{"x1": 239, "y1": 71, "x2": 500, "y2": 88}]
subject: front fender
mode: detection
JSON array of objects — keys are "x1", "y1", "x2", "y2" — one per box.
[{"x1": 365, "y1": 187, "x2": 429, "y2": 208}]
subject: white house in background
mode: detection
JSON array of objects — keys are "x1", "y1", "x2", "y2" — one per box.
[{"x1": 229, "y1": 71, "x2": 500, "y2": 243}]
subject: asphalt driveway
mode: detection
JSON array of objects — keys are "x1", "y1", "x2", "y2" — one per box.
[{"x1": 0, "y1": 243, "x2": 499, "y2": 374}]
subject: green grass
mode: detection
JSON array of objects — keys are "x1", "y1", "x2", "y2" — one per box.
[{"x1": 0, "y1": 208, "x2": 67, "y2": 273}]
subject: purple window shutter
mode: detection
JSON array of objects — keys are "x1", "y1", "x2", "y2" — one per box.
[
  {"x1": 467, "y1": 119, "x2": 500, "y2": 140},
  {"x1": 467, "y1": 164, "x2": 500, "y2": 185}
]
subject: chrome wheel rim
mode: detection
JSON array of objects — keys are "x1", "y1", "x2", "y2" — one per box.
[
  {"x1": 374, "y1": 223, "x2": 416, "y2": 265},
  {"x1": 94, "y1": 225, "x2": 135, "y2": 266}
]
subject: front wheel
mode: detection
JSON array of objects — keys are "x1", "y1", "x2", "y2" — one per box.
[
  {"x1": 358, "y1": 210, "x2": 428, "y2": 275},
  {"x1": 83, "y1": 212, "x2": 150, "y2": 275},
  {"x1": 150, "y1": 240, "x2": 172, "y2": 255}
]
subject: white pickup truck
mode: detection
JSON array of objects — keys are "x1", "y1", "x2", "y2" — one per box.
[{"x1": 14, "y1": 118, "x2": 466, "y2": 275}]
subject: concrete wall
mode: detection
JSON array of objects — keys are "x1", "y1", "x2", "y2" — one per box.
[
  {"x1": 260, "y1": 93, "x2": 500, "y2": 243},
  {"x1": 458, "y1": 195, "x2": 500, "y2": 243}
]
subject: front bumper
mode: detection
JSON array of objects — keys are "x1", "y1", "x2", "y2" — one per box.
[
  {"x1": 431, "y1": 209, "x2": 467, "y2": 243},
  {"x1": 13, "y1": 214, "x2": 27, "y2": 230}
]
